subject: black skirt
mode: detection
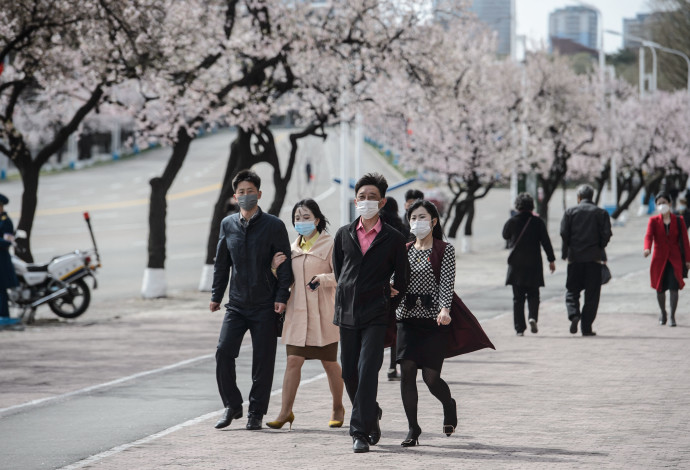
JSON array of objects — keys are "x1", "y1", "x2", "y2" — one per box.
[
  {"x1": 659, "y1": 261, "x2": 680, "y2": 292},
  {"x1": 396, "y1": 318, "x2": 447, "y2": 372}
]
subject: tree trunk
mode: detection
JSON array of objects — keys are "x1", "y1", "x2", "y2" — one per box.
[
  {"x1": 446, "y1": 200, "x2": 468, "y2": 239},
  {"x1": 147, "y1": 127, "x2": 192, "y2": 269},
  {"x1": 204, "y1": 129, "x2": 254, "y2": 265},
  {"x1": 14, "y1": 160, "x2": 39, "y2": 263}
]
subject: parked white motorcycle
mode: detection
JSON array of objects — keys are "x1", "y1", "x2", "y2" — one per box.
[{"x1": 10, "y1": 212, "x2": 101, "y2": 323}]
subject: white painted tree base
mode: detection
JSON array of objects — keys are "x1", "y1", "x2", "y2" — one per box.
[
  {"x1": 461, "y1": 236, "x2": 472, "y2": 253},
  {"x1": 198, "y1": 264, "x2": 214, "y2": 292},
  {"x1": 141, "y1": 268, "x2": 167, "y2": 298}
]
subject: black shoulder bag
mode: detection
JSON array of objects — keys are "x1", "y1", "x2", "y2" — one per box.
[{"x1": 507, "y1": 216, "x2": 532, "y2": 263}]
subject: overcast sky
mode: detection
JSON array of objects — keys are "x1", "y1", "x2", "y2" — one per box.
[{"x1": 516, "y1": 0, "x2": 651, "y2": 53}]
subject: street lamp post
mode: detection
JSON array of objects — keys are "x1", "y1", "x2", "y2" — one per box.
[{"x1": 606, "y1": 29, "x2": 690, "y2": 94}]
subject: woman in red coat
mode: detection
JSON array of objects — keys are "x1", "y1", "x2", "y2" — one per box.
[{"x1": 644, "y1": 193, "x2": 690, "y2": 326}]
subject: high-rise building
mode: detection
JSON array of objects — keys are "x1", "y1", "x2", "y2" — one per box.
[
  {"x1": 549, "y1": 5, "x2": 598, "y2": 51},
  {"x1": 433, "y1": 0, "x2": 516, "y2": 57},
  {"x1": 622, "y1": 13, "x2": 670, "y2": 49}
]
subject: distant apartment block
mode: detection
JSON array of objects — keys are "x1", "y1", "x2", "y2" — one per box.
[{"x1": 549, "y1": 5, "x2": 598, "y2": 51}]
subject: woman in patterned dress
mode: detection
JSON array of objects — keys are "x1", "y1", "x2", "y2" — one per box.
[{"x1": 394, "y1": 199, "x2": 457, "y2": 447}]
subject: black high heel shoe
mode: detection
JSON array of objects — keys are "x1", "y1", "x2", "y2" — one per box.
[
  {"x1": 443, "y1": 398, "x2": 457, "y2": 437},
  {"x1": 401, "y1": 425, "x2": 422, "y2": 447}
]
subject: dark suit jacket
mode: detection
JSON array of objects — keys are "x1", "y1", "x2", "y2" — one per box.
[
  {"x1": 332, "y1": 217, "x2": 408, "y2": 327},
  {"x1": 211, "y1": 208, "x2": 293, "y2": 308},
  {"x1": 560, "y1": 200, "x2": 611, "y2": 263}
]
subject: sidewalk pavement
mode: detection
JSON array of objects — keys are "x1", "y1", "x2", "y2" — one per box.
[
  {"x1": 4, "y1": 199, "x2": 690, "y2": 469},
  {"x1": 71, "y1": 290, "x2": 690, "y2": 469}
]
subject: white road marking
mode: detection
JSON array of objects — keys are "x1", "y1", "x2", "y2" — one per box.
[
  {"x1": 57, "y1": 372, "x2": 328, "y2": 470},
  {"x1": 0, "y1": 353, "x2": 214, "y2": 416}
]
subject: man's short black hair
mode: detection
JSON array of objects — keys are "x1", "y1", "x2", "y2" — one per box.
[
  {"x1": 404, "y1": 189, "x2": 424, "y2": 201},
  {"x1": 232, "y1": 170, "x2": 261, "y2": 192},
  {"x1": 355, "y1": 173, "x2": 388, "y2": 198}
]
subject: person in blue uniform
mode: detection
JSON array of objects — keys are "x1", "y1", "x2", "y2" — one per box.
[{"x1": 0, "y1": 194, "x2": 20, "y2": 325}]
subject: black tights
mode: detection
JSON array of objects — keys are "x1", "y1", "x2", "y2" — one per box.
[
  {"x1": 400, "y1": 359, "x2": 452, "y2": 429},
  {"x1": 657, "y1": 290, "x2": 679, "y2": 317}
]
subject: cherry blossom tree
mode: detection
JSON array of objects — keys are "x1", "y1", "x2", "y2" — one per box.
[
  {"x1": 0, "y1": 0, "x2": 165, "y2": 261},
  {"x1": 364, "y1": 12, "x2": 522, "y2": 248}
]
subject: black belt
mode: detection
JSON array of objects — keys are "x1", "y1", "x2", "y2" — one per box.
[{"x1": 405, "y1": 293, "x2": 433, "y2": 309}]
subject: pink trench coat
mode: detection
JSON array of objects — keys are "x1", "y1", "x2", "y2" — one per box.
[{"x1": 281, "y1": 232, "x2": 340, "y2": 348}]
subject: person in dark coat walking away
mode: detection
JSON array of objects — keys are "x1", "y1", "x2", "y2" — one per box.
[
  {"x1": 210, "y1": 170, "x2": 293, "y2": 431},
  {"x1": 402, "y1": 189, "x2": 424, "y2": 241},
  {"x1": 379, "y1": 197, "x2": 407, "y2": 381},
  {"x1": 395, "y1": 199, "x2": 457, "y2": 448},
  {"x1": 560, "y1": 184, "x2": 612, "y2": 336},
  {"x1": 0, "y1": 194, "x2": 19, "y2": 326},
  {"x1": 332, "y1": 173, "x2": 408, "y2": 453},
  {"x1": 503, "y1": 193, "x2": 556, "y2": 336},
  {"x1": 644, "y1": 192, "x2": 690, "y2": 327}
]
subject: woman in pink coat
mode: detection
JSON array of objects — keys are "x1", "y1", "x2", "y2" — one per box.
[
  {"x1": 644, "y1": 193, "x2": 690, "y2": 327},
  {"x1": 266, "y1": 199, "x2": 344, "y2": 430}
]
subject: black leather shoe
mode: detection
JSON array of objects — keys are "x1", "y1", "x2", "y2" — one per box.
[
  {"x1": 246, "y1": 414, "x2": 263, "y2": 430},
  {"x1": 214, "y1": 407, "x2": 242, "y2": 429},
  {"x1": 368, "y1": 407, "x2": 382, "y2": 445},
  {"x1": 569, "y1": 315, "x2": 580, "y2": 334},
  {"x1": 353, "y1": 436, "x2": 370, "y2": 453},
  {"x1": 582, "y1": 331, "x2": 597, "y2": 337}
]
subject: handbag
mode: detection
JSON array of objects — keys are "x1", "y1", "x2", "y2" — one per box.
[
  {"x1": 677, "y1": 217, "x2": 689, "y2": 279},
  {"x1": 507, "y1": 216, "x2": 532, "y2": 263},
  {"x1": 601, "y1": 263, "x2": 612, "y2": 285}
]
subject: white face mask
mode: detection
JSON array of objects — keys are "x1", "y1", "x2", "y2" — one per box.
[
  {"x1": 355, "y1": 200, "x2": 380, "y2": 220},
  {"x1": 658, "y1": 204, "x2": 671, "y2": 215},
  {"x1": 410, "y1": 220, "x2": 432, "y2": 239}
]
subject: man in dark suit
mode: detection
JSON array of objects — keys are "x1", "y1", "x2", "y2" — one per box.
[
  {"x1": 333, "y1": 173, "x2": 408, "y2": 453},
  {"x1": 560, "y1": 184, "x2": 612, "y2": 336},
  {"x1": 210, "y1": 170, "x2": 293, "y2": 430}
]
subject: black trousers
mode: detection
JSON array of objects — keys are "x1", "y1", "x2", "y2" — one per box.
[
  {"x1": 340, "y1": 323, "x2": 386, "y2": 438},
  {"x1": 512, "y1": 285, "x2": 540, "y2": 333},
  {"x1": 216, "y1": 305, "x2": 278, "y2": 417},
  {"x1": 0, "y1": 290, "x2": 9, "y2": 317},
  {"x1": 565, "y1": 262, "x2": 602, "y2": 334}
]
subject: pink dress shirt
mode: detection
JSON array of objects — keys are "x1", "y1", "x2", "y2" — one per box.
[{"x1": 356, "y1": 217, "x2": 382, "y2": 255}]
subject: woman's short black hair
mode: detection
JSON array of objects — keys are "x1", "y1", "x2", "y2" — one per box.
[
  {"x1": 655, "y1": 192, "x2": 672, "y2": 204},
  {"x1": 291, "y1": 199, "x2": 329, "y2": 233},
  {"x1": 406, "y1": 199, "x2": 444, "y2": 240},
  {"x1": 232, "y1": 169, "x2": 261, "y2": 192},
  {"x1": 355, "y1": 172, "x2": 388, "y2": 198},
  {"x1": 514, "y1": 192, "x2": 534, "y2": 212}
]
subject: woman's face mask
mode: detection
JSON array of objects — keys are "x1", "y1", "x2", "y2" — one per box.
[
  {"x1": 658, "y1": 203, "x2": 671, "y2": 215},
  {"x1": 410, "y1": 220, "x2": 432, "y2": 239}
]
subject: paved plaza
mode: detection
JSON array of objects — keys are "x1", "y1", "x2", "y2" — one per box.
[{"x1": 2, "y1": 197, "x2": 689, "y2": 469}]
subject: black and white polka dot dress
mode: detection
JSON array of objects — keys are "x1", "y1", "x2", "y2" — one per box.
[{"x1": 396, "y1": 243, "x2": 456, "y2": 371}]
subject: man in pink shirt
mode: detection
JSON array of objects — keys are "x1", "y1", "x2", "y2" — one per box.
[{"x1": 332, "y1": 173, "x2": 408, "y2": 453}]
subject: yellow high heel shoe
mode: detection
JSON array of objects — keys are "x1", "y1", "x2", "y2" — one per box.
[
  {"x1": 328, "y1": 408, "x2": 345, "y2": 428},
  {"x1": 266, "y1": 412, "x2": 295, "y2": 430}
]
